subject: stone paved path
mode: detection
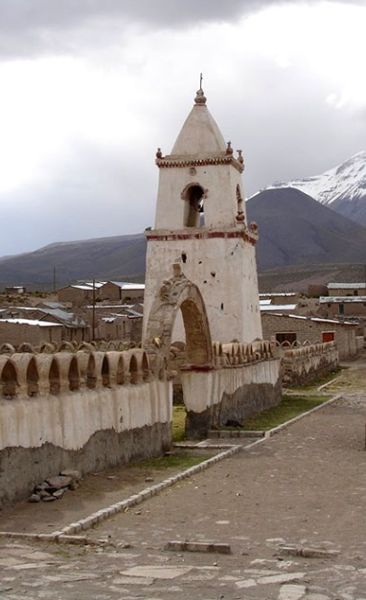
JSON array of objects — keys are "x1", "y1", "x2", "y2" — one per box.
[{"x1": 1, "y1": 361, "x2": 366, "y2": 599}]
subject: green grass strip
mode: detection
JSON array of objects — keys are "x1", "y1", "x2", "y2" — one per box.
[{"x1": 243, "y1": 394, "x2": 329, "y2": 431}]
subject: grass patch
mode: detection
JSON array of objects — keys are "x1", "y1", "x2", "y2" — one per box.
[
  {"x1": 287, "y1": 368, "x2": 342, "y2": 393},
  {"x1": 172, "y1": 405, "x2": 187, "y2": 442},
  {"x1": 242, "y1": 394, "x2": 329, "y2": 431},
  {"x1": 135, "y1": 452, "x2": 205, "y2": 471}
]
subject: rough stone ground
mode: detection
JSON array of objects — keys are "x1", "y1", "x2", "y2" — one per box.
[{"x1": 1, "y1": 358, "x2": 366, "y2": 599}]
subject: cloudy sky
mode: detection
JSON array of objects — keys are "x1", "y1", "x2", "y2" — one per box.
[{"x1": 1, "y1": 0, "x2": 365, "y2": 256}]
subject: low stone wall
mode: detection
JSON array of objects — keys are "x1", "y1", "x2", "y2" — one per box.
[
  {"x1": 282, "y1": 341, "x2": 339, "y2": 386},
  {"x1": 181, "y1": 341, "x2": 282, "y2": 438},
  {"x1": 0, "y1": 349, "x2": 171, "y2": 507}
]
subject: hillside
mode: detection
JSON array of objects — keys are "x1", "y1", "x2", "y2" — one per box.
[
  {"x1": 269, "y1": 150, "x2": 366, "y2": 225},
  {"x1": 0, "y1": 233, "x2": 146, "y2": 289},
  {"x1": 2, "y1": 188, "x2": 366, "y2": 289},
  {"x1": 246, "y1": 187, "x2": 366, "y2": 270}
]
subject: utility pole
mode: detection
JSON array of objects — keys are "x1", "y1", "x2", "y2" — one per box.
[{"x1": 92, "y1": 278, "x2": 96, "y2": 342}]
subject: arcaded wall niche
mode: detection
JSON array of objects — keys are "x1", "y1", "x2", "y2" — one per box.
[{"x1": 0, "y1": 349, "x2": 171, "y2": 507}]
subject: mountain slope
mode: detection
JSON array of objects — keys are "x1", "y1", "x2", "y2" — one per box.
[
  {"x1": 270, "y1": 151, "x2": 366, "y2": 224},
  {"x1": 2, "y1": 188, "x2": 366, "y2": 287},
  {"x1": 246, "y1": 187, "x2": 366, "y2": 270},
  {"x1": 0, "y1": 233, "x2": 146, "y2": 287}
]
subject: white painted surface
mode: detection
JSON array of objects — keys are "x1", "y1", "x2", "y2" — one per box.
[
  {"x1": 171, "y1": 103, "x2": 226, "y2": 156},
  {"x1": 0, "y1": 380, "x2": 172, "y2": 452},
  {"x1": 143, "y1": 92, "x2": 262, "y2": 345},
  {"x1": 181, "y1": 359, "x2": 281, "y2": 413},
  {"x1": 144, "y1": 235, "x2": 262, "y2": 344}
]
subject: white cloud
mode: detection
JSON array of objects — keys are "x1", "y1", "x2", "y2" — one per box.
[{"x1": 0, "y1": 1, "x2": 365, "y2": 254}]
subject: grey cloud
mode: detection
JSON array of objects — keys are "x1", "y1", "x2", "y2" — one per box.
[{"x1": 0, "y1": 0, "x2": 359, "y2": 58}]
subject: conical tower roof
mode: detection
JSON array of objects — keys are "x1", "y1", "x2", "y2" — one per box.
[{"x1": 170, "y1": 86, "x2": 226, "y2": 156}]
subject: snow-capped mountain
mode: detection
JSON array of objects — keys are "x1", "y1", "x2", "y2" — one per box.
[{"x1": 269, "y1": 151, "x2": 366, "y2": 225}]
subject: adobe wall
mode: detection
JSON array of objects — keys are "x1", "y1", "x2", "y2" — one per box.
[
  {"x1": 0, "y1": 321, "x2": 63, "y2": 347},
  {"x1": 0, "y1": 349, "x2": 171, "y2": 507},
  {"x1": 262, "y1": 313, "x2": 358, "y2": 360},
  {"x1": 282, "y1": 342, "x2": 339, "y2": 386},
  {"x1": 180, "y1": 341, "x2": 281, "y2": 438}
]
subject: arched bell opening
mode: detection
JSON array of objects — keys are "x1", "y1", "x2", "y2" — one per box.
[{"x1": 182, "y1": 184, "x2": 206, "y2": 228}]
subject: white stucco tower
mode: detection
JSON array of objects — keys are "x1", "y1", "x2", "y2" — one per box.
[{"x1": 143, "y1": 84, "x2": 263, "y2": 344}]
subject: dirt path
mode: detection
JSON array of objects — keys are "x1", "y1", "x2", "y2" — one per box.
[{"x1": 1, "y1": 359, "x2": 366, "y2": 599}]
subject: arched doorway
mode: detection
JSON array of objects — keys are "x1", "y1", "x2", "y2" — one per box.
[
  {"x1": 144, "y1": 267, "x2": 213, "y2": 439},
  {"x1": 144, "y1": 266, "x2": 212, "y2": 367}
]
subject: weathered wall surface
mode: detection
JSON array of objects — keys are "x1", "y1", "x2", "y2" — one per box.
[
  {"x1": 262, "y1": 313, "x2": 358, "y2": 360},
  {"x1": 180, "y1": 341, "x2": 281, "y2": 438},
  {"x1": 0, "y1": 321, "x2": 63, "y2": 347},
  {"x1": 281, "y1": 342, "x2": 339, "y2": 386},
  {"x1": 144, "y1": 234, "x2": 262, "y2": 345},
  {"x1": 0, "y1": 350, "x2": 171, "y2": 507}
]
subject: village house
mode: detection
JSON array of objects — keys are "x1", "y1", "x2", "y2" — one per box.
[
  {"x1": 327, "y1": 282, "x2": 366, "y2": 296},
  {"x1": 0, "y1": 318, "x2": 63, "y2": 347},
  {"x1": 84, "y1": 303, "x2": 143, "y2": 343},
  {"x1": 4, "y1": 286, "x2": 26, "y2": 295},
  {"x1": 0, "y1": 305, "x2": 89, "y2": 344},
  {"x1": 259, "y1": 292, "x2": 299, "y2": 305},
  {"x1": 57, "y1": 281, "x2": 145, "y2": 305},
  {"x1": 319, "y1": 295, "x2": 366, "y2": 318},
  {"x1": 99, "y1": 282, "x2": 145, "y2": 303},
  {"x1": 57, "y1": 282, "x2": 104, "y2": 305},
  {"x1": 261, "y1": 312, "x2": 360, "y2": 359}
]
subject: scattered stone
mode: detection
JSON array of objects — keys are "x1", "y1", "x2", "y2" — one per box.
[
  {"x1": 279, "y1": 545, "x2": 340, "y2": 559},
  {"x1": 121, "y1": 565, "x2": 192, "y2": 579},
  {"x1": 60, "y1": 470, "x2": 81, "y2": 481},
  {"x1": 257, "y1": 572, "x2": 306, "y2": 585},
  {"x1": 165, "y1": 540, "x2": 231, "y2": 554},
  {"x1": 278, "y1": 584, "x2": 307, "y2": 600},
  {"x1": 145, "y1": 477, "x2": 154, "y2": 482},
  {"x1": 42, "y1": 495, "x2": 57, "y2": 502},
  {"x1": 35, "y1": 482, "x2": 48, "y2": 492},
  {"x1": 39, "y1": 490, "x2": 51, "y2": 499},
  {"x1": 28, "y1": 494, "x2": 41, "y2": 503},
  {"x1": 52, "y1": 488, "x2": 67, "y2": 499},
  {"x1": 46, "y1": 475, "x2": 72, "y2": 490},
  {"x1": 69, "y1": 480, "x2": 79, "y2": 491}
]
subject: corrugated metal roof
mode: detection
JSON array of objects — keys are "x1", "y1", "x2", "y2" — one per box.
[
  {"x1": 262, "y1": 312, "x2": 356, "y2": 326},
  {"x1": 260, "y1": 304, "x2": 297, "y2": 311},
  {"x1": 320, "y1": 296, "x2": 366, "y2": 303},
  {"x1": 0, "y1": 318, "x2": 62, "y2": 327},
  {"x1": 327, "y1": 283, "x2": 366, "y2": 289}
]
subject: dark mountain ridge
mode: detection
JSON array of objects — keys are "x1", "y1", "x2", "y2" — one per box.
[{"x1": 2, "y1": 188, "x2": 366, "y2": 288}]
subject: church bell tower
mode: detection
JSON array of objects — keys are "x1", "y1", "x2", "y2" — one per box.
[{"x1": 143, "y1": 82, "x2": 263, "y2": 344}]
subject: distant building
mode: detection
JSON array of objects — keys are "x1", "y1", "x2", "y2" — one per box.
[
  {"x1": 57, "y1": 282, "x2": 104, "y2": 305},
  {"x1": 320, "y1": 296, "x2": 366, "y2": 318},
  {"x1": 327, "y1": 283, "x2": 366, "y2": 296},
  {"x1": 262, "y1": 312, "x2": 360, "y2": 359},
  {"x1": 0, "y1": 305, "x2": 89, "y2": 343},
  {"x1": 57, "y1": 281, "x2": 145, "y2": 305},
  {"x1": 259, "y1": 292, "x2": 299, "y2": 305},
  {"x1": 0, "y1": 318, "x2": 63, "y2": 347},
  {"x1": 99, "y1": 282, "x2": 145, "y2": 303},
  {"x1": 4, "y1": 286, "x2": 26, "y2": 295}
]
